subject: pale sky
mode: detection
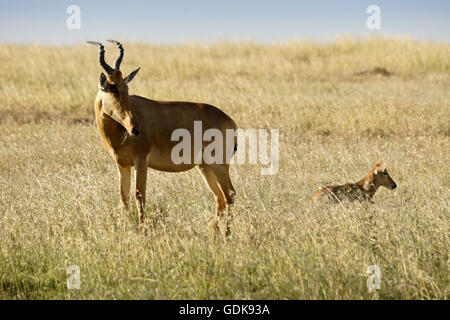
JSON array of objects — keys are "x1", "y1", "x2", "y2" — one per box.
[{"x1": 0, "y1": 0, "x2": 449, "y2": 45}]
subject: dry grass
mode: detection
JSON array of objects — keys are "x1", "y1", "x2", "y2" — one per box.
[{"x1": 0, "y1": 37, "x2": 448, "y2": 299}]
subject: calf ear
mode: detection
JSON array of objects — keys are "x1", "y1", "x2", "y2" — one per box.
[
  {"x1": 124, "y1": 67, "x2": 140, "y2": 83},
  {"x1": 99, "y1": 73, "x2": 108, "y2": 90}
]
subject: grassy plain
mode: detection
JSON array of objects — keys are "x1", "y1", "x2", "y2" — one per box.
[{"x1": 0, "y1": 37, "x2": 448, "y2": 299}]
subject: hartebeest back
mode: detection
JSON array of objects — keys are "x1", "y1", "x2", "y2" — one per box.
[{"x1": 87, "y1": 40, "x2": 237, "y2": 235}]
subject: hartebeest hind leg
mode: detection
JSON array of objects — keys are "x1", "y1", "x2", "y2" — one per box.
[
  {"x1": 198, "y1": 164, "x2": 235, "y2": 237},
  {"x1": 134, "y1": 157, "x2": 148, "y2": 227},
  {"x1": 198, "y1": 165, "x2": 226, "y2": 235},
  {"x1": 211, "y1": 164, "x2": 236, "y2": 237},
  {"x1": 117, "y1": 164, "x2": 131, "y2": 210}
]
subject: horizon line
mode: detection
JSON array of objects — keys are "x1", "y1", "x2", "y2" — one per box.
[{"x1": 1, "y1": 34, "x2": 448, "y2": 47}]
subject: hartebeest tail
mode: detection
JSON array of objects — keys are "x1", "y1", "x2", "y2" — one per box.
[
  {"x1": 87, "y1": 40, "x2": 237, "y2": 236},
  {"x1": 310, "y1": 162, "x2": 397, "y2": 203}
]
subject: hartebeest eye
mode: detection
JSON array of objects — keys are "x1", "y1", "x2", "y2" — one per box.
[{"x1": 108, "y1": 84, "x2": 118, "y2": 93}]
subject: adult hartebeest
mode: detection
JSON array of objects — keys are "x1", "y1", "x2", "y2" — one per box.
[{"x1": 87, "y1": 40, "x2": 237, "y2": 235}]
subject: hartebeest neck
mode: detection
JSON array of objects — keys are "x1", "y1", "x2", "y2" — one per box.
[
  {"x1": 94, "y1": 97, "x2": 128, "y2": 152},
  {"x1": 357, "y1": 173, "x2": 380, "y2": 198}
]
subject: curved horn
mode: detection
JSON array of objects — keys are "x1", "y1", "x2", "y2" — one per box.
[
  {"x1": 86, "y1": 41, "x2": 114, "y2": 75},
  {"x1": 107, "y1": 39, "x2": 124, "y2": 70}
]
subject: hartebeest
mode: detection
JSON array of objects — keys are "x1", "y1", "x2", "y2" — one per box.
[
  {"x1": 310, "y1": 162, "x2": 397, "y2": 203},
  {"x1": 87, "y1": 40, "x2": 237, "y2": 235}
]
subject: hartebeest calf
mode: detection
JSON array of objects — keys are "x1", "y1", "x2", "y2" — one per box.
[
  {"x1": 310, "y1": 162, "x2": 397, "y2": 203},
  {"x1": 87, "y1": 40, "x2": 237, "y2": 235}
]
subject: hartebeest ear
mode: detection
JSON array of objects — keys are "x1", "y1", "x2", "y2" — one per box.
[
  {"x1": 374, "y1": 161, "x2": 382, "y2": 174},
  {"x1": 124, "y1": 67, "x2": 140, "y2": 84},
  {"x1": 99, "y1": 73, "x2": 108, "y2": 90}
]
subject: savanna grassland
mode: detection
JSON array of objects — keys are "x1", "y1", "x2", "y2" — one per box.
[{"x1": 0, "y1": 37, "x2": 448, "y2": 299}]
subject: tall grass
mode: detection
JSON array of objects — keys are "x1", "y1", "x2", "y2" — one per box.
[{"x1": 0, "y1": 37, "x2": 448, "y2": 299}]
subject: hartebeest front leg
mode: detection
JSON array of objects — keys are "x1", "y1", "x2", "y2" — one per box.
[
  {"x1": 117, "y1": 164, "x2": 131, "y2": 210},
  {"x1": 134, "y1": 156, "x2": 148, "y2": 227}
]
